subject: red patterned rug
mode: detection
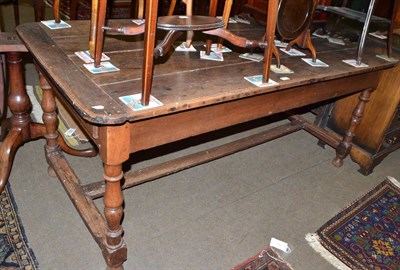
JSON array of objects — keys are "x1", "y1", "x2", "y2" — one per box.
[
  {"x1": 232, "y1": 247, "x2": 293, "y2": 270},
  {"x1": 306, "y1": 177, "x2": 399, "y2": 270},
  {"x1": 44, "y1": 0, "x2": 132, "y2": 20}
]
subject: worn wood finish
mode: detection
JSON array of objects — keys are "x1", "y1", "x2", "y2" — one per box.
[
  {"x1": 0, "y1": 55, "x2": 3, "y2": 120},
  {"x1": 262, "y1": 0, "x2": 278, "y2": 82},
  {"x1": 202, "y1": 27, "x2": 266, "y2": 48},
  {"x1": 290, "y1": 114, "x2": 340, "y2": 149},
  {"x1": 154, "y1": 30, "x2": 183, "y2": 57},
  {"x1": 94, "y1": 0, "x2": 108, "y2": 67},
  {"x1": 387, "y1": 0, "x2": 399, "y2": 57},
  {"x1": 168, "y1": 0, "x2": 177, "y2": 15},
  {"x1": 0, "y1": 33, "x2": 28, "y2": 53},
  {"x1": 167, "y1": 0, "x2": 233, "y2": 49},
  {"x1": 167, "y1": 0, "x2": 195, "y2": 47},
  {"x1": 142, "y1": 0, "x2": 159, "y2": 106},
  {"x1": 18, "y1": 21, "x2": 396, "y2": 126},
  {"x1": 0, "y1": 33, "x2": 27, "y2": 119},
  {"x1": 33, "y1": 0, "x2": 44, "y2": 22},
  {"x1": 0, "y1": 52, "x2": 31, "y2": 192},
  {"x1": 137, "y1": 0, "x2": 144, "y2": 19},
  {"x1": 206, "y1": 0, "x2": 219, "y2": 54},
  {"x1": 332, "y1": 87, "x2": 374, "y2": 167},
  {"x1": 39, "y1": 71, "x2": 60, "y2": 153},
  {"x1": 11, "y1": 21, "x2": 399, "y2": 268},
  {"x1": 84, "y1": 120, "x2": 304, "y2": 199},
  {"x1": 185, "y1": 0, "x2": 194, "y2": 47},
  {"x1": 277, "y1": 0, "x2": 314, "y2": 40},
  {"x1": 214, "y1": 0, "x2": 232, "y2": 49},
  {"x1": 89, "y1": 0, "x2": 273, "y2": 105},
  {"x1": 125, "y1": 72, "x2": 380, "y2": 153},
  {"x1": 0, "y1": 35, "x2": 98, "y2": 193},
  {"x1": 52, "y1": 0, "x2": 61, "y2": 23},
  {"x1": 326, "y1": 61, "x2": 400, "y2": 174},
  {"x1": 243, "y1": 0, "x2": 318, "y2": 62},
  {"x1": 157, "y1": 15, "x2": 224, "y2": 30},
  {"x1": 99, "y1": 124, "x2": 129, "y2": 268},
  {"x1": 89, "y1": 0, "x2": 99, "y2": 57},
  {"x1": 31, "y1": 63, "x2": 128, "y2": 268},
  {"x1": 282, "y1": 0, "x2": 318, "y2": 62},
  {"x1": 286, "y1": 28, "x2": 316, "y2": 62},
  {"x1": 46, "y1": 150, "x2": 108, "y2": 253}
]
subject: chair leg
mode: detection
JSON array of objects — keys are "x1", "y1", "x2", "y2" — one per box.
[
  {"x1": 387, "y1": 0, "x2": 399, "y2": 57},
  {"x1": 205, "y1": 0, "x2": 219, "y2": 55},
  {"x1": 185, "y1": 0, "x2": 194, "y2": 47},
  {"x1": 89, "y1": 0, "x2": 99, "y2": 58},
  {"x1": 33, "y1": 0, "x2": 44, "y2": 22},
  {"x1": 142, "y1": 0, "x2": 159, "y2": 105},
  {"x1": 13, "y1": 0, "x2": 20, "y2": 26},
  {"x1": 262, "y1": 0, "x2": 279, "y2": 83},
  {"x1": 217, "y1": 0, "x2": 233, "y2": 50},
  {"x1": 168, "y1": 0, "x2": 177, "y2": 16},
  {"x1": 0, "y1": 54, "x2": 5, "y2": 119},
  {"x1": 53, "y1": 0, "x2": 61, "y2": 23},
  {"x1": 133, "y1": 0, "x2": 144, "y2": 19},
  {"x1": 94, "y1": 0, "x2": 107, "y2": 67},
  {"x1": 70, "y1": 0, "x2": 79, "y2": 20}
]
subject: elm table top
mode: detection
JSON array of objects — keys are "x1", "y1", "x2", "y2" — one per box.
[{"x1": 16, "y1": 20, "x2": 397, "y2": 125}]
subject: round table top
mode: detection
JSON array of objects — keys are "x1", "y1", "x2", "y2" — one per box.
[{"x1": 157, "y1": 15, "x2": 225, "y2": 31}]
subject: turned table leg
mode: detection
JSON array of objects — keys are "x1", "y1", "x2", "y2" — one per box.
[
  {"x1": 103, "y1": 164, "x2": 126, "y2": 270},
  {"x1": 0, "y1": 53, "x2": 98, "y2": 190},
  {"x1": 38, "y1": 71, "x2": 61, "y2": 177},
  {"x1": 99, "y1": 125, "x2": 129, "y2": 269},
  {"x1": 39, "y1": 72, "x2": 60, "y2": 153},
  {"x1": 0, "y1": 52, "x2": 31, "y2": 192},
  {"x1": 332, "y1": 88, "x2": 373, "y2": 167}
]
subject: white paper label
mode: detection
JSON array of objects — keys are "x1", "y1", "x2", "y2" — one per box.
[{"x1": 270, "y1": 237, "x2": 291, "y2": 253}]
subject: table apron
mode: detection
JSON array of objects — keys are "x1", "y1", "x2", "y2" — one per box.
[{"x1": 128, "y1": 71, "x2": 381, "y2": 153}]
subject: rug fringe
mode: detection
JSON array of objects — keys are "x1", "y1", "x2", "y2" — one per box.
[
  {"x1": 387, "y1": 176, "x2": 400, "y2": 188},
  {"x1": 305, "y1": 233, "x2": 351, "y2": 270}
]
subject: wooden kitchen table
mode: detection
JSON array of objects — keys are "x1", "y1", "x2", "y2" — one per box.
[{"x1": 3, "y1": 19, "x2": 397, "y2": 269}]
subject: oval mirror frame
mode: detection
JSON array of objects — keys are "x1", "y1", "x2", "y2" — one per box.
[{"x1": 276, "y1": 0, "x2": 315, "y2": 40}]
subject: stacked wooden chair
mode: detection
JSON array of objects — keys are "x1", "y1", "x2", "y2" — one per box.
[
  {"x1": 87, "y1": 0, "x2": 280, "y2": 105},
  {"x1": 49, "y1": 0, "x2": 280, "y2": 105},
  {"x1": 167, "y1": 0, "x2": 233, "y2": 49},
  {"x1": 43, "y1": 0, "x2": 324, "y2": 104}
]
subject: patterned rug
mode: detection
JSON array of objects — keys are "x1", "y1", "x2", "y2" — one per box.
[
  {"x1": 0, "y1": 183, "x2": 38, "y2": 269},
  {"x1": 306, "y1": 177, "x2": 399, "y2": 270},
  {"x1": 232, "y1": 247, "x2": 293, "y2": 270}
]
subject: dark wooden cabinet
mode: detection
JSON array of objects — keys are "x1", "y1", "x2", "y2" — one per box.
[{"x1": 325, "y1": 64, "x2": 400, "y2": 175}]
